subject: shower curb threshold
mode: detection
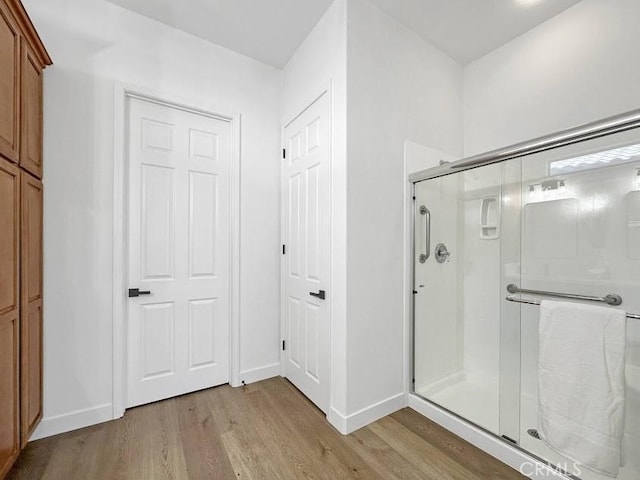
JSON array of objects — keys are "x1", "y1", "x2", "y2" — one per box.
[{"x1": 408, "y1": 393, "x2": 573, "y2": 480}]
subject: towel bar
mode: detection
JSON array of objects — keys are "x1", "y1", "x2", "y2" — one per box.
[
  {"x1": 506, "y1": 284, "x2": 622, "y2": 306},
  {"x1": 506, "y1": 295, "x2": 640, "y2": 320}
]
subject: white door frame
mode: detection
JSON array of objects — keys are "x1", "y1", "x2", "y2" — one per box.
[
  {"x1": 280, "y1": 83, "x2": 333, "y2": 408},
  {"x1": 112, "y1": 84, "x2": 241, "y2": 418}
]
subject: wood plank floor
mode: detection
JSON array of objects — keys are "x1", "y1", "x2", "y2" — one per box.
[{"x1": 7, "y1": 377, "x2": 525, "y2": 480}]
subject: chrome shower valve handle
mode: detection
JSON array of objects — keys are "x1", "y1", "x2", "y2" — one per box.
[{"x1": 434, "y1": 243, "x2": 451, "y2": 264}]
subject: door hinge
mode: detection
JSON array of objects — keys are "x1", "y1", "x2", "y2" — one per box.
[
  {"x1": 282, "y1": 244, "x2": 286, "y2": 255},
  {"x1": 282, "y1": 340, "x2": 286, "y2": 351},
  {"x1": 282, "y1": 148, "x2": 286, "y2": 159}
]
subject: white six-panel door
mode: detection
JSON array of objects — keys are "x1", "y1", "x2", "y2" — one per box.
[
  {"x1": 126, "y1": 96, "x2": 230, "y2": 408},
  {"x1": 282, "y1": 92, "x2": 331, "y2": 413}
]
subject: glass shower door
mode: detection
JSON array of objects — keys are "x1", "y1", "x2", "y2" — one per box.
[
  {"x1": 413, "y1": 124, "x2": 640, "y2": 480},
  {"x1": 413, "y1": 160, "x2": 522, "y2": 439},
  {"x1": 516, "y1": 129, "x2": 640, "y2": 480}
]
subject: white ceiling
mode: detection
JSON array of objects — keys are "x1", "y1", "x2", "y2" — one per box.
[
  {"x1": 106, "y1": 0, "x2": 335, "y2": 68},
  {"x1": 106, "y1": 0, "x2": 583, "y2": 68},
  {"x1": 367, "y1": 0, "x2": 583, "y2": 64}
]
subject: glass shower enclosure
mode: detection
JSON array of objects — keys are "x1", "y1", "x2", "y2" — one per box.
[{"x1": 412, "y1": 114, "x2": 640, "y2": 480}]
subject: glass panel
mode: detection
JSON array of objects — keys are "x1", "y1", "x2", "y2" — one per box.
[
  {"x1": 413, "y1": 126, "x2": 640, "y2": 479},
  {"x1": 413, "y1": 161, "x2": 521, "y2": 436},
  {"x1": 518, "y1": 128, "x2": 640, "y2": 480}
]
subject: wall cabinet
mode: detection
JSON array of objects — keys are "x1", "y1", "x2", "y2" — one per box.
[
  {"x1": 19, "y1": 41, "x2": 43, "y2": 178},
  {"x1": 20, "y1": 172, "x2": 43, "y2": 447},
  {"x1": 0, "y1": 1, "x2": 50, "y2": 478},
  {"x1": 0, "y1": 158, "x2": 20, "y2": 478},
  {"x1": 0, "y1": 1, "x2": 20, "y2": 164}
]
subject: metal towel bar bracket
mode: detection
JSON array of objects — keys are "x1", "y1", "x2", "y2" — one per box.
[
  {"x1": 505, "y1": 295, "x2": 640, "y2": 320},
  {"x1": 506, "y1": 283, "x2": 622, "y2": 306}
]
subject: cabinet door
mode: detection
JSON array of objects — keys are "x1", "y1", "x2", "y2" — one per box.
[
  {"x1": 20, "y1": 171, "x2": 42, "y2": 446},
  {"x1": 0, "y1": 1, "x2": 20, "y2": 163},
  {"x1": 20, "y1": 40, "x2": 43, "y2": 178},
  {"x1": 0, "y1": 157, "x2": 20, "y2": 477}
]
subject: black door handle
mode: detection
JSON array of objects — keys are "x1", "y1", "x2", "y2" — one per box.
[
  {"x1": 128, "y1": 288, "x2": 152, "y2": 298},
  {"x1": 309, "y1": 290, "x2": 326, "y2": 300}
]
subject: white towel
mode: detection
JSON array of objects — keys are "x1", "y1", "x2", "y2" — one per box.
[{"x1": 538, "y1": 300, "x2": 627, "y2": 478}]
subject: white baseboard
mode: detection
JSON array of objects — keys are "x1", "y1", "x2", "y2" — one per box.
[
  {"x1": 327, "y1": 407, "x2": 349, "y2": 434},
  {"x1": 408, "y1": 394, "x2": 571, "y2": 479},
  {"x1": 31, "y1": 365, "x2": 280, "y2": 440},
  {"x1": 328, "y1": 392, "x2": 407, "y2": 435},
  {"x1": 238, "y1": 362, "x2": 281, "y2": 386},
  {"x1": 30, "y1": 403, "x2": 114, "y2": 441}
]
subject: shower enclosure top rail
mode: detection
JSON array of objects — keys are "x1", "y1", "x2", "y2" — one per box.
[
  {"x1": 505, "y1": 296, "x2": 640, "y2": 320},
  {"x1": 506, "y1": 283, "x2": 623, "y2": 306},
  {"x1": 409, "y1": 107, "x2": 640, "y2": 183}
]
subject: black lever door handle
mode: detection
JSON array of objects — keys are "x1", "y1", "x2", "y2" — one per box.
[
  {"x1": 309, "y1": 290, "x2": 326, "y2": 300},
  {"x1": 128, "y1": 288, "x2": 152, "y2": 298}
]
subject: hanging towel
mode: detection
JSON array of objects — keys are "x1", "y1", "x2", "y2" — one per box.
[{"x1": 538, "y1": 300, "x2": 627, "y2": 478}]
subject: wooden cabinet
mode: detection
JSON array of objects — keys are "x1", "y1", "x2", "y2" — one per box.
[
  {"x1": 0, "y1": 158, "x2": 20, "y2": 479},
  {"x1": 19, "y1": 41, "x2": 43, "y2": 178},
  {"x1": 0, "y1": 1, "x2": 49, "y2": 477},
  {"x1": 20, "y1": 172, "x2": 43, "y2": 446},
  {"x1": 0, "y1": 1, "x2": 20, "y2": 164}
]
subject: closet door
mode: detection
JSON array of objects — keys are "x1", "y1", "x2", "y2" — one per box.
[
  {"x1": 0, "y1": 0, "x2": 20, "y2": 164},
  {"x1": 20, "y1": 171, "x2": 42, "y2": 446},
  {"x1": 19, "y1": 39, "x2": 43, "y2": 178},
  {"x1": 0, "y1": 157, "x2": 20, "y2": 478}
]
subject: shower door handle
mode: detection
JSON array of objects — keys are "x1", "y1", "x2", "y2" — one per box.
[{"x1": 419, "y1": 205, "x2": 430, "y2": 263}]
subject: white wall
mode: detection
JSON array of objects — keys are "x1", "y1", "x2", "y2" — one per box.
[
  {"x1": 464, "y1": 0, "x2": 640, "y2": 156},
  {"x1": 25, "y1": 0, "x2": 282, "y2": 438},
  {"x1": 280, "y1": 0, "x2": 350, "y2": 424},
  {"x1": 280, "y1": 0, "x2": 464, "y2": 432},
  {"x1": 346, "y1": 0, "x2": 463, "y2": 418}
]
